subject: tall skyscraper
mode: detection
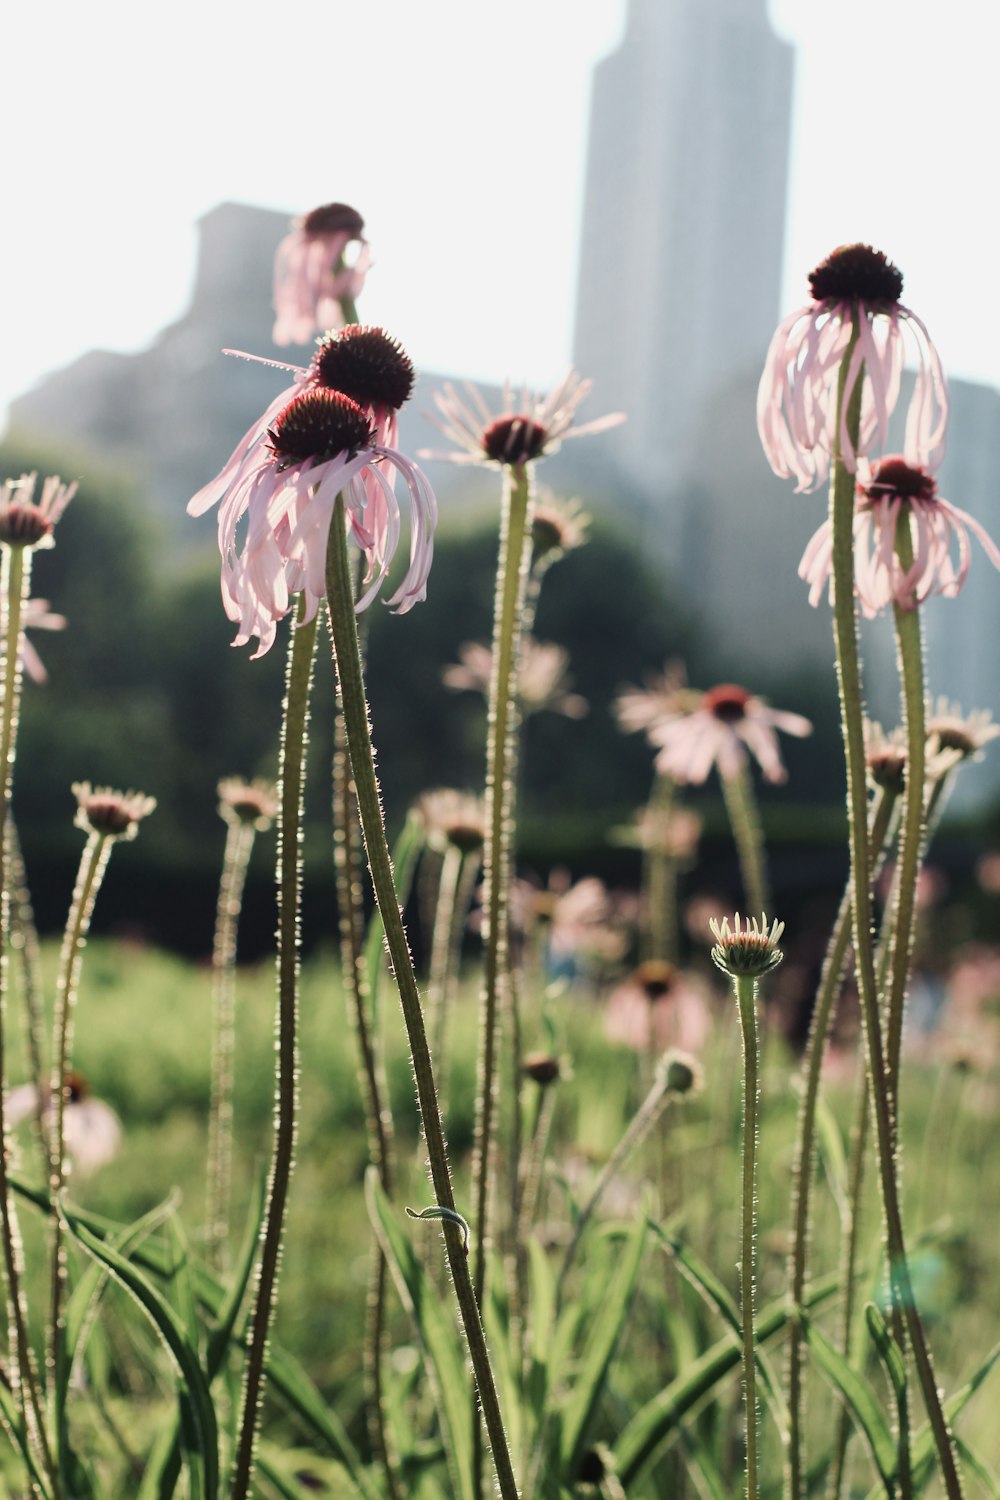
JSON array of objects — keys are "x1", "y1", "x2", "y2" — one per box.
[{"x1": 573, "y1": 0, "x2": 794, "y2": 502}]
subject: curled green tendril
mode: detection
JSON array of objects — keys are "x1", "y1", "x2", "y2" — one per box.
[{"x1": 405, "y1": 1204, "x2": 472, "y2": 1254}]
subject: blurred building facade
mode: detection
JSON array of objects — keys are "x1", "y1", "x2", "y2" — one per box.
[{"x1": 6, "y1": 0, "x2": 1000, "y2": 805}]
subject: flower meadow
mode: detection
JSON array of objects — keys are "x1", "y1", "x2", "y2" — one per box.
[{"x1": 1, "y1": 215, "x2": 1000, "y2": 1500}]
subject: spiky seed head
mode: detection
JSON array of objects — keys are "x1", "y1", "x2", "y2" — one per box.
[{"x1": 709, "y1": 912, "x2": 784, "y2": 979}]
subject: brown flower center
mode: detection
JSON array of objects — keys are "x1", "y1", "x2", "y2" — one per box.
[
  {"x1": 0, "y1": 503, "x2": 54, "y2": 548},
  {"x1": 268, "y1": 390, "x2": 373, "y2": 466},
  {"x1": 482, "y1": 415, "x2": 548, "y2": 465},
  {"x1": 633, "y1": 960, "x2": 678, "y2": 1001},
  {"x1": 301, "y1": 202, "x2": 365, "y2": 238},
  {"x1": 703, "y1": 684, "x2": 752, "y2": 724},
  {"x1": 861, "y1": 456, "x2": 937, "y2": 505},
  {"x1": 808, "y1": 244, "x2": 903, "y2": 307},
  {"x1": 312, "y1": 326, "x2": 414, "y2": 412}
]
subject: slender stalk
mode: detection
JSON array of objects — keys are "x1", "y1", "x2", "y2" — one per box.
[
  {"x1": 733, "y1": 973, "x2": 760, "y2": 1500},
  {"x1": 332, "y1": 614, "x2": 399, "y2": 1500},
  {"x1": 48, "y1": 827, "x2": 113, "y2": 1460},
  {"x1": 827, "y1": 1062, "x2": 870, "y2": 1500},
  {"x1": 7, "y1": 816, "x2": 49, "y2": 1175},
  {"x1": 0, "y1": 542, "x2": 55, "y2": 1491},
  {"x1": 427, "y1": 844, "x2": 463, "y2": 1066},
  {"x1": 885, "y1": 518, "x2": 927, "y2": 1105},
  {"x1": 473, "y1": 461, "x2": 534, "y2": 1316},
  {"x1": 786, "y1": 786, "x2": 896, "y2": 1500},
  {"x1": 644, "y1": 774, "x2": 679, "y2": 963},
  {"x1": 324, "y1": 500, "x2": 520, "y2": 1500},
  {"x1": 206, "y1": 816, "x2": 255, "y2": 1269},
  {"x1": 720, "y1": 762, "x2": 769, "y2": 921},
  {"x1": 516, "y1": 1081, "x2": 556, "y2": 1247},
  {"x1": 827, "y1": 333, "x2": 962, "y2": 1497},
  {"x1": 230, "y1": 604, "x2": 317, "y2": 1500}
]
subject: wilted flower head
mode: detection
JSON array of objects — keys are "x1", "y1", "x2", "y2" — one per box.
[
  {"x1": 272, "y1": 202, "x2": 370, "y2": 346},
  {"x1": 217, "y1": 777, "x2": 278, "y2": 831},
  {"x1": 188, "y1": 347, "x2": 436, "y2": 656},
  {"x1": 709, "y1": 913, "x2": 785, "y2": 979},
  {"x1": 0, "y1": 473, "x2": 76, "y2": 551},
  {"x1": 864, "y1": 719, "x2": 907, "y2": 792},
  {"x1": 531, "y1": 491, "x2": 591, "y2": 563},
  {"x1": 1, "y1": 597, "x2": 67, "y2": 684},
  {"x1": 414, "y1": 788, "x2": 486, "y2": 854},
  {"x1": 925, "y1": 699, "x2": 1000, "y2": 764},
  {"x1": 757, "y1": 244, "x2": 947, "y2": 494},
  {"x1": 72, "y1": 783, "x2": 156, "y2": 841},
  {"x1": 422, "y1": 370, "x2": 624, "y2": 468},
  {"x1": 443, "y1": 638, "x2": 588, "y2": 718},
  {"x1": 7, "y1": 1071, "x2": 121, "y2": 1174},
  {"x1": 660, "y1": 1048, "x2": 704, "y2": 1096},
  {"x1": 646, "y1": 683, "x2": 812, "y2": 786},
  {"x1": 799, "y1": 456, "x2": 1000, "y2": 617},
  {"x1": 522, "y1": 1052, "x2": 561, "y2": 1087}
]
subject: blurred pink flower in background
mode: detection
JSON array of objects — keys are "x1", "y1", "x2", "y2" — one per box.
[
  {"x1": 757, "y1": 243, "x2": 947, "y2": 493},
  {"x1": 444, "y1": 637, "x2": 588, "y2": 718},
  {"x1": 421, "y1": 369, "x2": 624, "y2": 467},
  {"x1": 272, "y1": 202, "x2": 370, "y2": 346},
  {"x1": 646, "y1": 683, "x2": 812, "y2": 785},
  {"x1": 604, "y1": 961, "x2": 712, "y2": 1054},
  {"x1": 1, "y1": 597, "x2": 66, "y2": 684},
  {"x1": 799, "y1": 456, "x2": 1000, "y2": 617},
  {"x1": 7, "y1": 1072, "x2": 121, "y2": 1175},
  {"x1": 614, "y1": 659, "x2": 697, "y2": 737},
  {"x1": 0, "y1": 472, "x2": 76, "y2": 551}
]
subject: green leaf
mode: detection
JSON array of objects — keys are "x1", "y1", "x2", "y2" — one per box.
[
  {"x1": 0, "y1": 1381, "x2": 53, "y2": 1499},
  {"x1": 365, "y1": 1168, "x2": 473, "y2": 1500},
  {"x1": 525, "y1": 1239, "x2": 557, "y2": 1421},
  {"x1": 651, "y1": 1222, "x2": 789, "y2": 1441},
  {"x1": 801, "y1": 1314, "x2": 896, "y2": 1494},
  {"x1": 265, "y1": 1349, "x2": 382, "y2": 1500},
  {"x1": 814, "y1": 1091, "x2": 849, "y2": 1221},
  {"x1": 864, "y1": 1302, "x2": 907, "y2": 1402},
  {"x1": 614, "y1": 1273, "x2": 838, "y2": 1489},
  {"x1": 61, "y1": 1212, "x2": 219, "y2": 1500},
  {"x1": 483, "y1": 1274, "x2": 523, "y2": 1470},
  {"x1": 559, "y1": 1217, "x2": 648, "y2": 1477},
  {"x1": 893, "y1": 1335, "x2": 1000, "y2": 1497}
]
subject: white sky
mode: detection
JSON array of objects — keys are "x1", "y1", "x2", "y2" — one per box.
[{"x1": 4, "y1": 0, "x2": 998, "y2": 433}]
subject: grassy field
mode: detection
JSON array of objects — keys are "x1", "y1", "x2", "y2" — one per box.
[{"x1": 6, "y1": 936, "x2": 1000, "y2": 1494}]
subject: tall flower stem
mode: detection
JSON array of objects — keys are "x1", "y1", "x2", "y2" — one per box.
[
  {"x1": 734, "y1": 973, "x2": 761, "y2": 1500},
  {"x1": 324, "y1": 499, "x2": 520, "y2": 1500},
  {"x1": 0, "y1": 542, "x2": 54, "y2": 1489},
  {"x1": 427, "y1": 844, "x2": 463, "y2": 1065},
  {"x1": 48, "y1": 828, "x2": 114, "y2": 1458},
  {"x1": 206, "y1": 817, "x2": 256, "y2": 1269},
  {"x1": 473, "y1": 462, "x2": 534, "y2": 1331},
  {"x1": 785, "y1": 786, "x2": 896, "y2": 1500},
  {"x1": 230, "y1": 604, "x2": 317, "y2": 1500},
  {"x1": 885, "y1": 521, "x2": 927, "y2": 1104},
  {"x1": 7, "y1": 816, "x2": 49, "y2": 1175},
  {"x1": 721, "y1": 763, "x2": 769, "y2": 921},
  {"x1": 333, "y1": 676, "x2": 399, "y2": 1500},
  {"x1": 828, "y1": 336, "x2": 962, "y2": 1498},
  {"x1": 828, "y1": 1064, "x2": 871, "y2": 1500},
  {"x1": 644, "y1": 774, "x2": 679, "y2": 963}
]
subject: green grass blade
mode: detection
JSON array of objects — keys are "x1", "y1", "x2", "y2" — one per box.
[
  {"x1": 0, "y1": 1381, "x2": 53, "y2": 1499},
  {"x1": 801, "y1": 1314, "x2": 896, "y2": 1494},
  {"x1": 905, "y1": 1336, "x2": 1000, "y2": 1494},
  {"x1": 61, "y1": 1211, "x2": 219, "y2": 1500},
  {"x1": 365, "y1": 1168, "x2": 473, "y2": 1500},
  {"x1": 864, "y1": 1302, "x2": 907, "y2": 1402},
  {"x1": 558, "y1": 1217, "x2": 648, "y2": 1478},
  {"x1": 614, "y1": 1273, "x2": 838, "y2": 1489},
  {"x1": 652, "y1": 1222, "x2": 789, "y2": 1440},
  {"x1": 264, "y1": 1349, "x2": 381, "y2": 1500}
]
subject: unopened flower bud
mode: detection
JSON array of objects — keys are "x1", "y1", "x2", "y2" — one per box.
[{"x1": 709, "y1": 913, "x2": 784, "y2": 979}]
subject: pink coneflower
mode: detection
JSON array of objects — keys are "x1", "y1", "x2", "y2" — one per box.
[
  {"x1": 0, "y1": 472, "x2": 76, "y2": 551},
  {"x1": 614, "y1": 659, "x2": 698, "y2": 737},
  {"x1": 272, "y1": 202, "x2": 371, "y2": 347},
  {"x1": 798, "y1": 456, "x2": 1000, "y2": 618},
  {"x1": 443, "y1": 637, "x2": 588, "y2": 718},
  {"x1": 421, "y1": 370, "x2": 624, "y2": 468},
  {"x1": 604, "y1": 961, "x2": 712, "y2": 1054},
  {"x1": 646, "y1": 683, "x2": 812, "y2": 786},
  {"x1": 189, "y1": 355, "x2": 435, "y2": 658},
  {"x1": 7, "y1": 1071, "x2": 122, "y2": 1175},
  {"x1": 72, "y1": 783, "x2": 156, "y2": 842},
  {"x1": 757, "y1": 244, "x2": 947, "y2": 494}
]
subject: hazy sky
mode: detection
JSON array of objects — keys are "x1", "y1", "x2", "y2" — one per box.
[{"x1": 4, "y1": 0, "x2": 997, "y2": 433}]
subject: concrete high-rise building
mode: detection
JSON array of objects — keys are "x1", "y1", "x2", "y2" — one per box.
[{"x1": 573, "y1": 0, "x2": 794, "y2": 509}]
